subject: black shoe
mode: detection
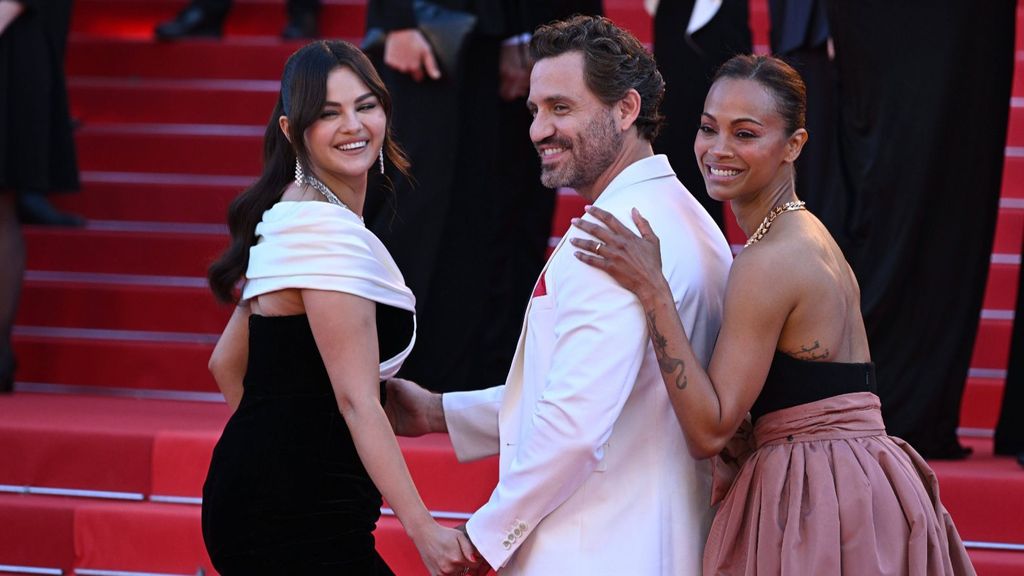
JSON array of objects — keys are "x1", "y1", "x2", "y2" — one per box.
[
  {"x1": 154, "y1": 6, "x2": 224, "y2": 40},
  {"x1": 281, "y1": 11, "x2": 318, "y2": 39},
  {"x1": 17, "y1": 193, "x2": 85, "y2": 227},
  {"x1": 0, "y1": 349, "x2": 14, "y2": 394}
]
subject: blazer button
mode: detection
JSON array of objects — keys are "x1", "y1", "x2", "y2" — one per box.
[
  {"x1": 514, "y1": 527, "x2": 522, "y2": 537},
  {"x1": 503, "y1": 540, "x2": 512, "y2": 550}
]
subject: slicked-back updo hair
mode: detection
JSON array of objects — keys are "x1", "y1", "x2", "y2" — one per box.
[
  {"x1": 530, "y1": 15, "x2": 666, "y2": 142},
  {"x1": 208, "y1": 40, "x2": 409, "y2": 303},
  {"x1": 712, "y1": 55, "x2": 807, "y2": 135}
]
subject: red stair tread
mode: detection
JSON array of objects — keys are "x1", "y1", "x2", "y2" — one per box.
[
  {"x1": 13, "y1": 334, "x2": 218, "y2": 393},
  {"x1": 25, "y1": 227, "x2": 227, "y2": 276},
  {"x1": 0, "y1": 494, "x2": 77, "y2": 572},
  {"x1": 992, "y1": 205, "x2": 1023, "y2": 254},
  {"x1": 0, "y1": 393, "x2": 228, "y2": 495},
  {"x1": 75, "y1": 123, "x2": 263, "y2": 175},
  {"x1": 49, "y1": 173, "x2": 245, "y2": 224},
  {"x1": 1006, "y1": 157, "x2": 1024, "y2": 199},
  {"x1": 73, "y1": 499, "x2": 215, "y2": 575},
  {"x1": 984, "y1": 263, "x2": 1020, "y2": 311},
  {"x1": 959, "y1": 377, "x2": 1006, "y2": 431},
  {"x1": 72, "y1": 0, "x2": 366, "y2": 40},
  {"x1": 930, "y1": 437, "x2": 1024, "y2": 544},
  {"x1": 971, "y1": 318, "x2": 1014, "y2": 370},
  {"x1": 70, "y1": 77, "x2": 278, "y2": 125},
  {"x1": 17, "y1": 279, "x2": 231, "y2": 333},
  {"x1": 67, "y1": 36, "x2": 331, "y2": 80},
  {"x1": 967, "y1": 548, "x2": 1024, "y2": 576}
]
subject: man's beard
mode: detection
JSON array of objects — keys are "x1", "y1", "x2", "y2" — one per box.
[{"x1": 539, "y1": 111, "x2": 623, "y2": 191}]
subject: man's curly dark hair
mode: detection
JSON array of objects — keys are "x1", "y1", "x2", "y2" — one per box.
[{"x1": 530, "y1": 15, "x2": 666, "y2": 141}]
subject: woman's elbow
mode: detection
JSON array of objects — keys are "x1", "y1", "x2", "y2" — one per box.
[{"x1": 684, "y1": 433, "x2": 730, "y2": 460}]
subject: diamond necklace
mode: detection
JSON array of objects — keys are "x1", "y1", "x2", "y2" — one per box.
[
  {"x1": 302, "y1": 175, "x2": 362, "y2": 221},
  {"x1": 744, "y1": 200, "x2": 806, "y2": 247}
]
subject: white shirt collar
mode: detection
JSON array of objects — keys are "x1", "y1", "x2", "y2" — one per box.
[{"x1": 593, "y1": 154, "x2": 676, "y2": 206}]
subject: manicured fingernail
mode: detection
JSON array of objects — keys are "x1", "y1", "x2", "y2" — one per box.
[
  {"x1": 584, "y1": 205, "x2": 593, "y2": 212},
  {"x1": 571, "y1": 217, "x2": 579, "y2": 224}
]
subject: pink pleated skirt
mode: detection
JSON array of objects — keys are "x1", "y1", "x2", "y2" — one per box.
[{"x1": 703, "y1": 392, "x2": 975, "y2": 575}]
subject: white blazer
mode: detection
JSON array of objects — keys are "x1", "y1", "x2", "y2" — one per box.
[{"x1": 443, "y1": 155, "x2": 733, "y2": 575}]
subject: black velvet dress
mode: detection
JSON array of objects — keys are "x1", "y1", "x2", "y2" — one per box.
[{"x1": 202, "y1": 307, "x2": 412, "y2": 574}]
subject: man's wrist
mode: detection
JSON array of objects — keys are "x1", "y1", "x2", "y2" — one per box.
[{"x1": 431, "y1": 393, "x2": 448, "y2": 433}]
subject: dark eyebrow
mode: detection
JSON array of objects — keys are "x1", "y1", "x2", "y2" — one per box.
[
  {"x1": 322, "y1": 93, "x2": 377, "y2": 107},
  {"x1": 702, "y1": 112, "x2": 764, "y2": 127}
]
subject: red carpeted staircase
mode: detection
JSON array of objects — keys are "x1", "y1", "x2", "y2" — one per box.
[{"x1": 2, "y1": 1, "x2": 1022, "y2": 574}]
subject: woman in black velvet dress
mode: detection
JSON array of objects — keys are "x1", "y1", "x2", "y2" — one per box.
[{"x1": 202, "y1": 40, "x2": 476, "y2": 575}]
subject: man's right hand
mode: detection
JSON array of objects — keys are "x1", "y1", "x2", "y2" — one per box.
[
  {"x1": 385, "y1": 377, "x2": 446, "y2": 436},
  {"x1": 384, "y1": 29, "x2": 442, "y2": 82}
]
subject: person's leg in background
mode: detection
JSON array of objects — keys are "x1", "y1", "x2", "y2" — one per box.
[{"x1": 0, "y1": 193, "x2": 25, "y2": 393}]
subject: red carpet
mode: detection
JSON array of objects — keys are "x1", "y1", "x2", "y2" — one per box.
[{"x1": 2, "y1": 0, "x2": 1021, "y2": 574}]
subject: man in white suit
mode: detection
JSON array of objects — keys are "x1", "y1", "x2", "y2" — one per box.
[{"x1": 387, "y1": 16, "x2": 732, "y2": 575}]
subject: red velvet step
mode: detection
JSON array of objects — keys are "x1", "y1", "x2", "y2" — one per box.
[
  {"x1": 959, "y1": 376, "x2": 1005, "y2": 431},
  {"x1": 25, "y1": 226, "x2": 227, "y2": 277},
  {"x1": 0, "y1": 394, "x2": 498, "y2": 512},
  {"x1": 967, "y1": 548, "x2": 1024, "y2": 576},
  {"x1": 73, "y1": 499, "x2": 215, "y2": 575},
  {"x1": 984, "y1": 263, "x2": 1021, "y2": 311},
  {"x1": 12, "y1": 330, "x2": 218, "y2": 394},
  {"x1": 50, "y1": 171, "x2": 247, "y2": 224},
  {"x1": 75, "y1": 123, "x2": 263, "y2": 176},
  {"x1": 1005, "y1": 157, "x2": 1024, "y2": 198},
  {"x1": 971, "y1": 318, "x2": 1015, "y2": 371},
  {"x1": 1010, "y1": 103, "x2": 1024, "y2": 146},
  {"x1": 0, "y1": 394, "x2": 228, "y2": 498},
  {"x1": 16, "y1": 274, "x2": 231, "y2": 334},
  {"x1": 72, "y1": 0, "x2": 366, "y2": 40},
  {"x1": 70, "y1": 77, "x2": 278, "y2": 125},
  {"x1": 993, "y1": 202, "x2": 1023, "y2": 254},
  {"x1": 67, "y1": 36, "x2": 301, "y2": 80},
  {"x1": 930, "y1": 437, "x2": 1024, "y2": 544},
  {"x1": 0, "y1": 494, "x2": 78, "y2": 574}
]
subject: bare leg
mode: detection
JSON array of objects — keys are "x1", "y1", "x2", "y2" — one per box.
[{"x1": 0, "y1": 193, "x2": 25, "y2": 392}]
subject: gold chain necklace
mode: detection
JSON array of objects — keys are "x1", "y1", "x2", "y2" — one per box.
[{"x1": 744, "y1": 200, "x2": 806, "y2": 247}]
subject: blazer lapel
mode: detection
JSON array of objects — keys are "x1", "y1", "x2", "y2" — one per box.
[{"x1": 499, "y1": 234, "x2": 570, "y2": 426}]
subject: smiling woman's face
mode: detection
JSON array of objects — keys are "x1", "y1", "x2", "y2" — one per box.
[
  {"x1": 694, "y1": 77, "x2": 800, "y2": 203},
  {"x1": 303, "y1": 66, "x2": 387, "y2": 190}
]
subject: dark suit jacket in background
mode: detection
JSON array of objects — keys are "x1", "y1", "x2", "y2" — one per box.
[{"x1": 364, "y1": 0, "x2": 602, "y2": 393}]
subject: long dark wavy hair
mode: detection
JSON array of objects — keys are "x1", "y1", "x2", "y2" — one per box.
[{"x1": 208, "y1": 40, "x2": 410, "y2": 303}]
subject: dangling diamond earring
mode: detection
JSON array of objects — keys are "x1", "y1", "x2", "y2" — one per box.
[
  {"x1": 295, "y1": 160, "x2": 305, "y2": 186},
  {"x1": 379, "y1": 148, "x2": 385, "y2": 175}
]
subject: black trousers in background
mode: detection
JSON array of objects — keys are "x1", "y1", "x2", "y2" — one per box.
[
  {"x1": 823, "y1": 0, "x2": 1016, "y2": 458},
  {"x1": 994, "y1": 235, "x2": 1024, "y2": 455},
  {"x1": 652, "y1": 0, "x2": 751, "y2": 230}
]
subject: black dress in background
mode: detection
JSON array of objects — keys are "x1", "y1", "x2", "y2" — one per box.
[
  {"x1": 202, "y1": 311, "x2": 410, "y2": 573},
  {"x1": 822, "y1": 0, "x2": 1016, "y2": 458},
  {"x1": 363, "y1": 0, "x2": 602, "y2": 393},
  {"x1": 652, "y1": 0, "x2": 751, "y2": 230},
  {"x1": 0, "y1": 0, "x2": 78, "y2": 194}
]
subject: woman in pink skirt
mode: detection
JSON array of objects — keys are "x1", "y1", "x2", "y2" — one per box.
[{"x1": 570, "y1": 54, "x2": 975, "y2": 575}]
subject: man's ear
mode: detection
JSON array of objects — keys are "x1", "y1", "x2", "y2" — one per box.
[
  {"x1": 279, "y1": 115, "x2": 292, "y2": 143},
  {"x1": 616, "y1": 89, "x2": 642, "y2": 132},
  {"x1": 785, "y1": 128, "x2": 808, "y2": 163}
]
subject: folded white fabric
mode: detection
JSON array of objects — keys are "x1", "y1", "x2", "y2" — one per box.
[{"x1": 243, "y1": 200, "x2": 416, "y2": 379}]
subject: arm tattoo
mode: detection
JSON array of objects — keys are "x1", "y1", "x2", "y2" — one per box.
[
  {"x1": 786, "y1": 340, "x2": 830, "y2": 360},
  {"x1": 647, "y1": 310, "x2": 688, "y2": 389}
]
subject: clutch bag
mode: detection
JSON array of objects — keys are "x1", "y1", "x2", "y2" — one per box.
[{"x1": 362, "y1": 1, "x2": 478, "y2": 79}]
